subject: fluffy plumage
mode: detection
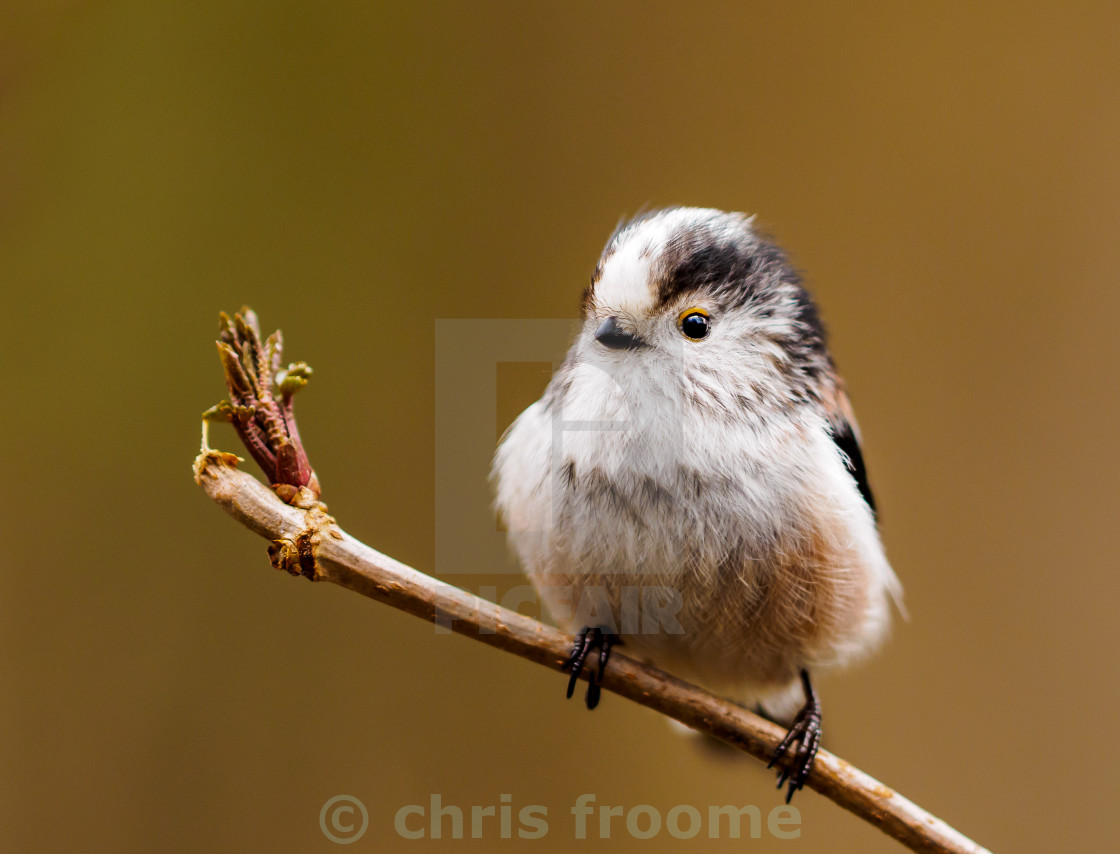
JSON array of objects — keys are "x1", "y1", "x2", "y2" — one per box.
[{"x1": 492, "y1": 207, "x2": 901, "y2": 722}]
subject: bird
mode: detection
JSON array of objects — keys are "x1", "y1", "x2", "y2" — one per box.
[{"x1": 491, "y1": 207, "x2": 902, "y2": 801}]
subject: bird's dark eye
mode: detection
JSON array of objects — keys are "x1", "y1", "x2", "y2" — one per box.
[{"x1": 678, "y1": 309, "x2": 710, "y2": 340}]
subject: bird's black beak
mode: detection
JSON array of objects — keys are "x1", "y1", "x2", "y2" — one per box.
[{"x1": 595, "y1": 316, "x2": 646, "y2": 350}]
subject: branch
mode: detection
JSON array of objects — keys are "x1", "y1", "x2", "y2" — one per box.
[{"x1": 195, "y1": 309, "x2": 989, "y2": 854}]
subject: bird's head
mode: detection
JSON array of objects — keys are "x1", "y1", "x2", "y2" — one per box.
[{"x1": 573, "y1": 208, "x2": 832, "y2": 411}]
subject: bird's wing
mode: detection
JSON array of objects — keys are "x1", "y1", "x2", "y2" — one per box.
[{"x1": 821, "y1": 383, "x2": 877, "y2": 517}]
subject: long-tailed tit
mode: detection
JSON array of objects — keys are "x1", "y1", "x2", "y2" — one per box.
[{"x1": 492, "y1": 207, "x2": 902, "y2": 800}]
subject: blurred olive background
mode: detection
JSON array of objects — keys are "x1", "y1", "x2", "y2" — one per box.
[{"x1": 3, "y1": 2, "x2": 1118, "y2": 852}]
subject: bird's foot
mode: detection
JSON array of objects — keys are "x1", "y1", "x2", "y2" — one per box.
[
  {"x1": 562, "y1": 626, "x2": 619, "y2": 710},
  {"x1": 766, "y1": 670, "x2": 822, "y2": 803}
]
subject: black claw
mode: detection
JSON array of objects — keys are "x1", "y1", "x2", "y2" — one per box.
[
  {"x1": 597, "y1": 634, "x2": 615, "y2": 680},
  {"x1": 564, "y1": 628, "x2": 593, "y2": 700},
  {"x1": 586, "y1": 679, "x2": 602, "y2": 710},
  {"x1": 561, "y1": 626, "x2": 619, "y2": 710},
  {"x1": 768, "y1": 670, "x2": 822, "y2": 803}
]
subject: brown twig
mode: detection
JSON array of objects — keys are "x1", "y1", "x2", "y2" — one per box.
[{"x1": 194, "y1": 309, "x2": 989, "y2": 854}]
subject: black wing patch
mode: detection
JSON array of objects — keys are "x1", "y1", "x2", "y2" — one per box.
[{"x1": 831, "y1": 419, "x2": 877, "y2": 517}]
